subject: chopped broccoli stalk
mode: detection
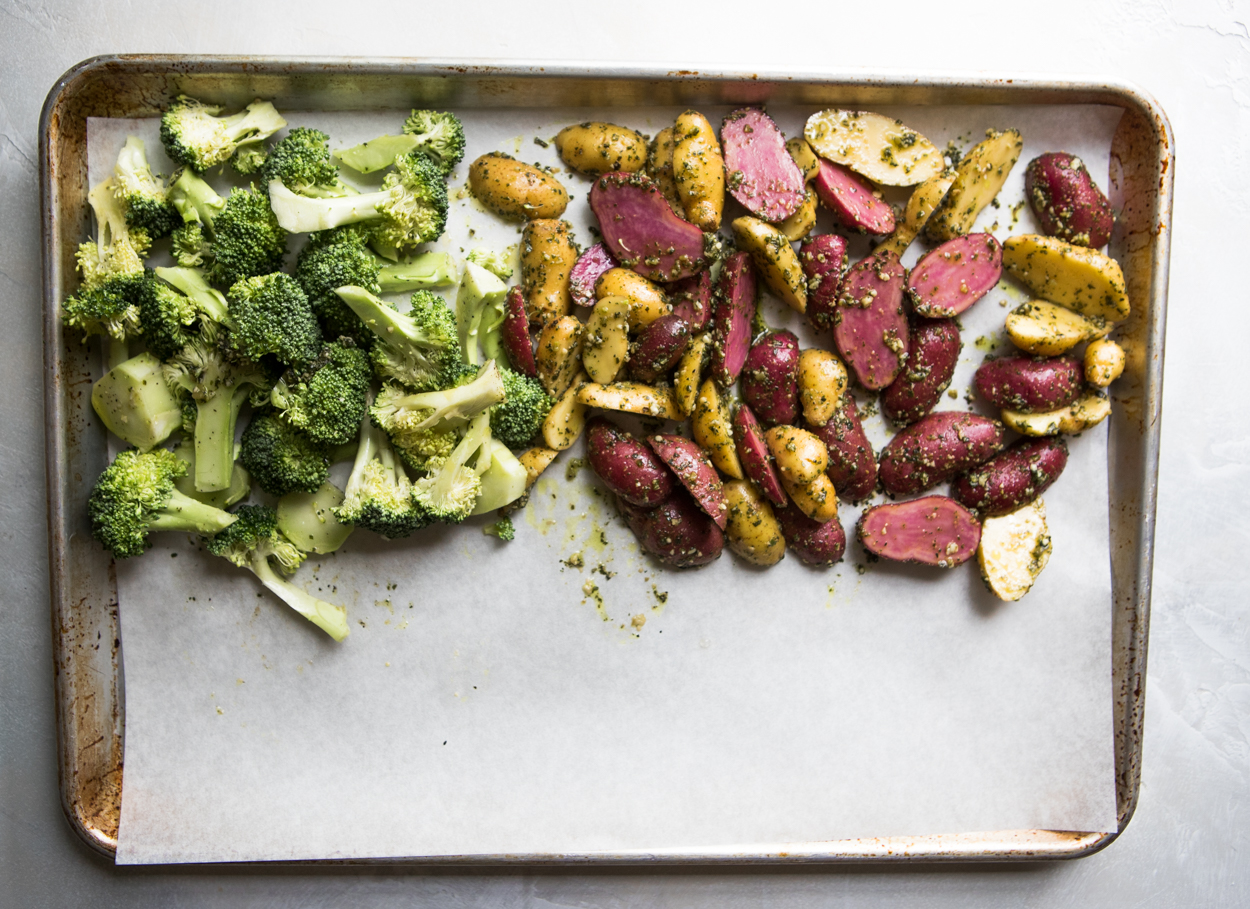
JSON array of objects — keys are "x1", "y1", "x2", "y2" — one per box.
[
  {"x1": 89, "y1": 448, "x2": 238, "y2": 558},
  {"x1": 483, "y1": 516, "x2": 515, "y2": 541},
  {"x1": 226, "y1": 272, "x2": 322, "y2": 368},
  {"x1": 336, "y1": 134, "x2": 420, "y2": 174},
  {"x1": 471, "y1": 440, "x2": 529, "y2": 515},
  {"x1": 267, "y1": 150, "x2": 448, "y2": 252},
  {"x1": 269, "y1": 339, "x2": 371, "y2": 446},
  {"x1": 334, "y1": 285, "x2": 463, "y2": 391},
  {"x1": 239, "y1": 411, "x2": 330, "y2": 496},
  {"x1": 371, "y1": 360, "x2": 506, "y2": 452},
  {"x1": 491, "y1": 369, "x2": 552, "y2": 449},
  {"x1": 206, "y1": 504, "x2": 348, "y2": 641},
  {"x1": 91, "y1": 351, "x2": 184, "y2": 451},
  {"x1": 261, "y1": 128, "x2": 352, "y2": 198},
  {"x1": 402, "y1": 109, "x2": 466, "y2": 175},
  {"x1": 411, "y1": 410, "x2": 492, "y2": 524},
  {"x1": 168, "y1": 169, "x2": 226, "y2": 226},
  {"x1": 154, "y1": 266, "x2": 230, "y2": 324},
  {"x1": 377, "y1": 252, "x2": 459, "y2": 292},
  {"x1": 160, "y1": 96, "x2": 287, "y2": 173},
  {"x1": 465, "y1": 247, "x2": 514, "y2": 280},
  {"x1": 135, "y1": 273, "x2": 197, "y2": 360},
  {"x1": 334, "y1": 415, "x2": 426, "y2": 539},
  {"x1": 172, "y1": 438, "x2": 250, "y2": 510},
  {"x1": 112, "y1": 137, "x2": 179, "y2": 238},
  {"x1": 456, "y1": 261, "x2": 510, "y2": 367},
  {"x1": 276, "y1": 481, "x2": 354, "y2": 554}
]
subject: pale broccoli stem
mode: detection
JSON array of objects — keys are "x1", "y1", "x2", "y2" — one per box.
[
  {"x1": 246, "y1": 554, "x2": 349, "y2": 642},
  {"x1": 145, "y1": 488, "x2": 241, "y2": 534},
  {"x1": 195, "y1": 384, "x2": 252, "y2": 493},
  {"x1": 376, "y1": 252, "x2": 458, "y2": 292},
  {"x1": 268, "y1": 180, "x2": 397, "y2": 233}
]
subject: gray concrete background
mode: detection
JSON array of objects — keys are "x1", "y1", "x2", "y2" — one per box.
[{"x1": 3, "y1": 0, "x2": 1246, "y2": 904}]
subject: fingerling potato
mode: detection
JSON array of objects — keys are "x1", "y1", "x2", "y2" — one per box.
[
  {"x1": 469, "y1": 152, "x2": 569, "y2": 220},
  {"x1": 555, "y1": 122, "x2": 647, "y2": 175}
]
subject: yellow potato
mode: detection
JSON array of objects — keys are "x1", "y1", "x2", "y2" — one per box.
[
  {"x1": 926, "y1": 129, "x2": 1023, "y2": 241},
  {"x1": 723, "y1": 481, "x2": 786, "y2": 567},
  {"x1": 541, "y1": 372, "x2": 589, "y2": 451},
  {"x1": 554, "y1": 121, "x2": 647, "y2": 175},
  {"x1": 1002, "y1": 392, "x2": 1112, "y2": 436},
  {"x1": 798, "y1": 349, "x2": 848, "y2": 427},
  {"x1": 521, "y1": 219, "x2": 578, "y2": 325},
  {"x1": 764, "y1": 425, "x2": 828, "y2": 486},
  {"x1": 692, "y1": 378, "x2": 744, "y2": 480},
  {"x1": 875, "y1": 170, "x2": 956, "y2": 257},
  {"x1": 582, "y1": 296, "x2": 631, "y2": 384},
  {"x1": 468, "y1": 152, "x2": 569, "y2": 220},
  {"x1": 978, "y1": 498, "x2": 1052, "y2": 602},
  {"x1": 1085, "y1": 339, "x2": 1126, "y2": 387},
  {"x1": 595, "y1": 268, "x2": 670, "y2": 328},
  {"x1": 1004, "y1": 300, "x2": 1111, "y2": 356},
  {"x1": 1002, "y1": 234, "x2": 1130, "y2": 322},
  {"x1": 784, "y1": 473, "x2": 839, "y2": 523},
  {"x1": 786, "y1": 137, "x2": 821, "y2": 183},
  {"x1": 517, "y1": 446, "x2": 560, "y2": 488},
  {"x1": 535, "y1": 315, "x2": 584, "y2": 399},
  {"x1": 673, "y1": 333, "x2": 710, "y2": 417},
  {"x1": 805, "y1": 109, "x2": 945, "y2": 186},
  {"x1": 576, "y1": 381, "x2": 683, "y2": 420},
  {"x1": 777, "y1": 189, "x2": 818, "y2": 242},
  {"x1": 645, "y1": 126, "x2": 683, "y2": 214},
  {"x1": 731, "y1": 216, "x2": 806, "y2": 313},
  {"x1": 673, "y1": 110, "x2": 725, "y2": 230}
]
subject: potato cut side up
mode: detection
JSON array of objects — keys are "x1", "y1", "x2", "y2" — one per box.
[
  {"x1": 925, "y1": 129, "x2": 1022, "y2": 241},
  {"x1": 709, "y1": 251, "x2": 758, "y2": 386},
  {"x1": 978, "y1": 498, "x2": 1052, "y2": 601},
  {"x1": 1002, "y1": 234, "x2": 1130, "y2": 322},
  {"x1": 568, "y1": 242, "x2": 617, "y2": 308},
  {"x1": 907, "y1": 233, "x2": 1002, "y2": 318},
  {"x1": 812, "y1": 159, "x2": 896, "y2": 235},
  {"x1": 858, "y1": 496, "x2": 981, "y2": 567},
  {"x1": 578, "y1": 381, "x2": 684, "y2": 420},
  {"x1": 649, "y1": 434, "x2": 729, "y2": 529},
  {"x1": 833, "y1": 250, "x2": 909, "y2": 390},
  {"x1": 589, "y1": 171, "x2": 708, "y2": 283},
  {"x1": 733, "y1": 403, "x2": 788, "y2": 507},
  {"x1": 668, "y1": 269, "x2": 713, "y2": 331},
  {"x1": 721, "y1": 108, "x2": 806, "y2": 222},
  {"x1": 804, "y1": 109, "x2": 945, "y2": 186}
]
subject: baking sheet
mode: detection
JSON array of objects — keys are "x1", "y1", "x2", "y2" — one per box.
[{"x1": 89, "y1": 103, "x2": 1123, "y2": 864}]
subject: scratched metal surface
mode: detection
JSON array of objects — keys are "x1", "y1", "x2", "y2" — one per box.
[{"x1": 3, "y1": 0, "x2": 1246, "y2": 905}]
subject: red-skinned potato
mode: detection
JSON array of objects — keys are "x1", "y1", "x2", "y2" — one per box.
[
  {"x1": 668, "y1": 270, "x2": 713, "y2": 332},
  {"x1": 800, "y1": 233, "x2": 849, "y2": 333},
  {"x1": 953, "y1": 436, "x2": 1068, "y2": 516},
  {"x1": 878, "y1": 411, "x2": 1006, "y2": 497},
  {"x1": 709, "y1": 251, "x2": 757, "y2": 386},
  {"x1": 774, "y1": 502, "x2": 846, "y2": 566},
  {"x1": 721, "y1": 108, "x2": 806, "y2": 222},
  {"x1": 1025, "y1": 152, "x2": 1113, "y2": 248},
  {"x1": 568, "y1": 242, "x2": 617, "y2": 308},
  {"x1": 808, "y1": 392, "x2": 877, "y2": 502},
  {"x1": 586, "y1": 417, "x2": 674, "y2": 507},
  {"x1": 740, "y1": 330, "x2": 800, "y2": 426},
  {"x1": 620, "y1": 492, "x2": 725, "y2": 568},
  {"x1": 907, "y1": 233, "x2": 1002, "y2": 318},
  {"x1": 881, "y1": 319, "x2": 961, "y2": 426},
  {"x1": 858, "y1": 496, "x2": 981, "y2": 567},
  {"x1": 974, "y1": 354, "x2": 1084, "y2": 413},
  {"x1": 733, "y1": 404, "x2": 788, "y2": 507},
  {"x1": 812, "y1": 159, "x2": 895, "y2": 234},
  {"x1": 501, "y1": 287, "x2": 537, "y2": 377},
  {"x1": 834, "y1": 250, "x2": 909, "y2": 390},
  {"x1": 630, "y1": 314, "x2": 691, "y2": 383},
  {"x1": 589, "y1": 172, "x2": 707, "y2": 283},
  {"x1": 649, "y1": 434, "x2": 728, "y2": 529}
]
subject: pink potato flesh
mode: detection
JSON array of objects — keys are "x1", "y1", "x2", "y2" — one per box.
[
  {"x1": 881, "y1": 318, "x2": 961, "y2": 426},
  {"x1": 857, "y1": 496, "x2": 981, "y2": 567},
  {"x1": 878, "y1": 411, "x2": 1006, "y2": 496},
  {"x1": 907, "y1": 233, "x2": 1003, "y2": 318},
  {"x1": 709, "y1": 251, "x2": 758, "y2": 386},
  {"x1": 649, "y1": 433, "x2": 729, "y2": 529},
  {"x1": 668, "y1": 270, "x2": 713, "y2": 331},
  {"x1": 586, "y1": 417, "x2": 675, "y2": 507},
  {"x1": 974, "y1": 354, "x2": 1084, "y2": 413},
  {"x1": 952, "y1": 436, "x2": 1069, "y2": 516},
  {"x1": 733, "y1": 403, "x2": 788, "y2": 507},
  {"x1": 720, "y1": 108, "x2": 806, "y2": 222},
  {"x1": 568, "y1": 242, "x2": 617, "y2": 308},
  {"x1": 800, "y1": 233, "x2": 849, "y2": 333},
  {"x1": 774, "y1": 502, "x2": 846, "y2": 566},
  {"x1": 812, "y1": 159, "x2": 896, "y2": 235},
  {"x1": 1025, "y1": 152, "x2": 1114, "y2": 248},
  {"x1": 589, "y1": 172, "x2": 706, "y2": 283},
  {"x1": 620, "y1": 492, "x2": 725, "y2": 568},
  {"x1": 740, "y1": 330, "x2": 800, "y2": 425},
  {"x1": 833, "y1": 250, "x2": 909, "y2": 390},
  {"x1": 630, "y1": 314, "x2": 691, "y2": 383},
  {"x1": 808, "y1": 392, "x2": 877, "y2": 502},
  {"x1": 501, "y1": 286, "x2": 537, "y2": 377}
]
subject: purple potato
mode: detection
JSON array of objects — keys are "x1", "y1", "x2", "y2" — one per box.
[
  {"x1": 589, "y1": 171, "x2": 707, "y2": 283},
  {"x1": 812, "y1": 159, "x2": 895, "y2": 235},
  {"x1": 720, "y1": 108, "x2": 806, "y2": 222},
  {"x1": 808, "y1": 392, "x2": 877, "y2": 502},
  {"x1": 630, "y1": 314, "x2": 691, "y2": 383},
  {"x1": 740, "y1": 330, "x2": 800, "y2": 426},
  {"x1": 833, "y1": 250, "x2": 909, "y2": 390},
  {"x1": 881, "y1": 319, "x2": 961, "y2": 426},
  {"x1": 879, "y1": 411, "x2": 1006, "y2": 497},
  {"x1": 568, "y1": 242, "x2": 617, "y2": 308},
  {"x1": 501, "y1": 286, "x2": 537, "y2": 377},
  {"x1": 974, "y1": 354, "x2": 1084, "y2": 413},
  {"x1": 648, "y1": 433, "x2": 728, "y2": 529},
  {"x1": 709, "y1": 251, "x2": 757, "y2": 386},
  {"x1": 1025, "y1": 152, "x2": 1113, "y2": 248},
  {"x1": 668, "y1": 270, "x2": 713, "y2": 331},
  {"x1": 733, "y1": 403, "x2": 788, "y2": 507},
  {"x1": 586, "y1": 417, "x2": 674, "y2": 507},
  {"x1": 952, "y1": 436, "x2": 1069, "y2": 516},
  {"x1": 774, "y1": 502, "x2": 847, "y2": 566},
  {"x1": 907, "y1": 233, "x2": 1002, "y2": 318},
  {"x1": 858, "y1": 496, "x2": 981, "y2": 567},
  {"x1": 620, "y1": 492, "x2": 725, "y2": 568},
  {"x1": 800, "y1": 233, "x2": 849, "y2": 334}
]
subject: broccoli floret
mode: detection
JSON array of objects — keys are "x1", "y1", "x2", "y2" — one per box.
[
  {"x1": 455, "y1": 261, "x2": 510, "y2": 367},
  {"x1": 334, "y1": 415, "x2": 426, "y2": 539},
  {"x1": 153, "y1": 266, "x2": 230, "y2": 325},
  {"x1": 91, "y1": 351, "x2": 184, "y2": 451},
  {"x1": 402, "y1": 109, "x2": 466, "y2": 176},
  {"x1": 206, "y1": 504, "x2": 348, "y2": 641},
  {"x1": 134, "y1": 272, "x2": 197, "y2": 359},
  {"x1": 225, "y1": 272, "x2": 322, "y2": 368},
  {"x1": 334, "y1": 285, "x2": 463, "y2": 391},
  {"x1": 171, "y1": 221, "x2": 209, "y2": 267},
  {"x1": 370, "y1": 359, "x2": 506, "y2": 448},
  {"x1": 261, "y1": 128, "x2": 351, "y2": 198},
  {"x1": 465, "y1": 247, "x2": 514, "y2": 280},
  {"x1": 76, "y1": 178, "x2": 152, "y2": 289},
  {"x1": 270, "y1": 339, "x2": 371, "y2": 446},
  {"x1": 230, "y1": 145, "x2": 268, "y2": 175},
  {"x1": 168, "y1": 169, "x2": 226, "y2": 226},
  {"x1": 239, "y1": 410, "x2": 330, "y2": 496},
  {"x1": 61, "y1": 271, "x2": 147, "y2": 344},
  {"x1": 167, "y1": 172, "x2": 287, "y2": 286},
  {"x1": 491, "y1": 369, "x2": 552, "y2": 449},
  {"x1": 411, "y1": 410, "x2": 493, "y2": 524},
  {"x1": 484, "y1": 517, "x2": 515, "y2": 541},
  {"x1": 112, "y1": 137, "x2": 180, "y2": 238},
  {"x1": 88, "y1": 448, "x2": 238, "y2": 558},
  {"x1": 268, "y1": 150, "x2": 448, "y2": 253},
  {"x1": 160, "y1": 96, "x2": 287, "y2": 173}
]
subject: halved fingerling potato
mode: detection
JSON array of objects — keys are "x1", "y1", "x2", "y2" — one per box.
[
  {"x1": 731, "y1": 216, "x2": 807, "y2": 313},
  {"x1": 1004, "y1": 300, "x2": 1111, "y2": 356},
  {"x1": 784, "y1": 473, "x2": 839, "y2": 524},
  {"x1": 926, "y1": 129, "x2": 1023, "y2": 241},
  {"x1": 777, "y1": 189, "x2": 818, "y2": 242},
  {"x1": 595, "y1": 268, "x2": 670, "y2": 328},
  {"x1": 555, "y1": 122, "x2": 647, "y2": 175},
  {"x1": 723, "y1": 480, "x2": 786, "y2": 567},
  {"x1": 978, "y1": 498, "x2": 1052, "y2": 601},
  {"x1": 786, "y1": 137, "x2": 821, "y2": 183},
  {"x1": 518, "y1": 446, "x2": 560, "y2": 488},
  {"x1": 535, "y1": 315, "x2": 585, "y2": 399},
  {"x1": 583, "y1": 295, "x2": 631, "y2": 384},
  {"x1": 805, "y1": 109, "x2": 945, "y2": 186},
  {"x1": 1001, "y1": 392, "x2": 1112, "y2": 436},
  {"x1": 1085, "y1": 338, "x2": 1125, "y2": 387},
  {"x1": 521, "y1": 219, "x2": 579, "y2": 324},
  {"x1": 577, "y1": 381, "x2": 684, "y2": 420},
  {"x1": 541, "y1": 371, "x2": 590, "y2": 451},
  {"x1": 1002, "y1": 234, "x2": 1130, "y2": 322},
  {"x1": 645, "y1": 126, "x2": 683, "y2": 214},
  {"x1": 673, "y1": 332, "x2": 710, "y2": 417},
  {"x1": 798, "y1": 349, "x2": 848, "y2": 427},
  {"x1": 692, "y1": 378, "x2": 744, "y2": 480},
  {"x1": 876, "y1": 170, "x2": 957, "y2": 257},
  {"x1": 673, "y1": 110, "x2": 725, "y2": 231},
  {"x1": 469, "y1": 153, "x2": 569, "y2": 220},
  {"x1": 764, "y1": 425, "x2": 828, "y2": 486}
]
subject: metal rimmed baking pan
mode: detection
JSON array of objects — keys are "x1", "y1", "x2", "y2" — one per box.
[{"x1": 40, "y1": 56, "x2": 1172, "y2": 863}]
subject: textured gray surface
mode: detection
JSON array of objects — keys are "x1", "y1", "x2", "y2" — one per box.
[{"x1": 2, "y1": 0, "x2": 1246, "y2": 905}]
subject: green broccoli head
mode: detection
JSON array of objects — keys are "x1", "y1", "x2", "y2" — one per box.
[
  {"x1": 112, "y1": 137, "x2": 180, "y2": 239},
  {"x1": 373, "y1": 150, "x2": 449, "y2": 251},
  {"x1": 239, "y1": 410, "x2": 330, "y2": 496},
  {"x1": 230, "y1": 145, "x2": 268, "y2": 175},
  {"x1": 225, "y1": 272, "x2": 322, "y2": 368},
  {"x1": 171, "y1": 222, "x2": 209, "y2": 268},
  {"x1": 88, "y1": 448, "x2": 238, "y2": 558},
  {"x1": 491, "y1": 369, "x2": 553, "y2": 449},
  {"x1": 205, "y1": 503, "x2": 303, "y2": 572},
  {"x1": 411, "y1": 410, "x2": 492, "y2": 524},
  {"x1": 402, "y1": 110, "x2": 466, "y2": 175},
  {"x1": 207, "y1": 185, "x2": 288, "y2": 287},
  {"x1": 261, "y1": 128, "x2": 344, "y2": 195},
  {"x1": 160, "y1": 96, "x2": 287, "y2": 173},
  {"x1": 334, "y1": 418, "x2": 427, "y2": 539},
  {"x1": 333, "y1": 285, "x2": 463, "y2": 391},
  {"x1": 483, "y1": 517, "x2": 515, "y2": 541},
  {"x1": 135, "y1": 272, "x2": 197, "y2": 360},
  {"x1": 294, "y1": 227, "x2": 383, "y2": 344},
  {"x1": 62, "y1": 271, "x2": 148, "y2": 342},
  {"x1": 270, "y1": 339, "x2": 371, "y2": 446}
]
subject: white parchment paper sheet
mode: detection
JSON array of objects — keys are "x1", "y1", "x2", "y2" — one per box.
[{"x1": 94, "y1": 102, "x2": 1122, "y2": 863}]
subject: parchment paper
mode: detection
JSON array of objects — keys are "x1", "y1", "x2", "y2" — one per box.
[{"x1": 93, "y1": 102, "x2": 1123, "y2": 864}]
